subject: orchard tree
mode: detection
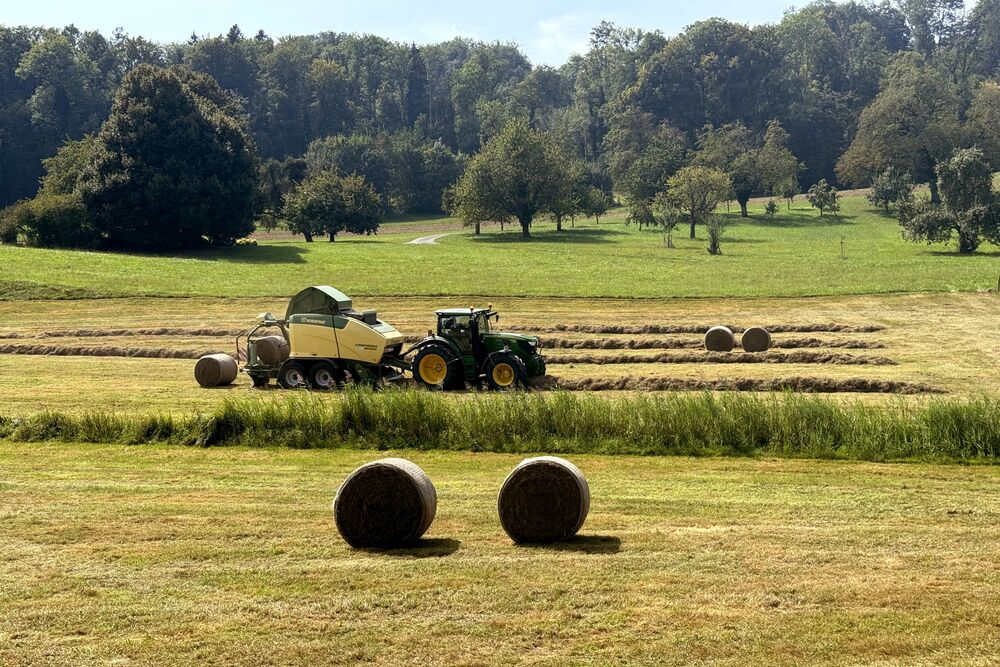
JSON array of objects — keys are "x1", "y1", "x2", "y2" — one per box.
[
  {"x1": 285, "y1": 171, "x2": 381, "y2": 242},
  {"x1": 581, "y1": 186, "x2": 610, "y2": 223},
  {"x1": 665, "y1": 166, "x2": 732, "y2": 238},
  {"x1": 898, "y1": 148, "x2": 1000, "y2": 253},
  {"x1": 806, "y1": 179, "x2": 840, "y2": 217},
  {"x1": 80, "y1": 65, "x2": 256, "y2": 248},
  {"x1": 966, "y1": 81, "x2": 1000, "y2": 170},
  {"x1": 867, "y1": 167, "x2": 914, "y2": 213},
  {"x1": 451, "y1": 119, "x2": 566, "y2": 238}
]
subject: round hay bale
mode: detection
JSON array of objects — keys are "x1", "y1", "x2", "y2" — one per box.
[
  {"x1": 498, "y1": 456, "x2": 590, "y2": 544},
  {"x1": 741, "y1": 326, "x2": 772, "y2": 353},
  {"x1": 255, "y1": 335, "x2": 289, "y2": 366},
  {"x1": 333, "y1": 458, "x2": 437, "y2": 549},
  {"x1": 704, "y1": 326, "x2": 735, "y2": 352},
  {"x1": 194, "y1": 353, "x2": 238, "y2": 387}
]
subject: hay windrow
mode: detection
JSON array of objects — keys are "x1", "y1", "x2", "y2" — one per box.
[
  {"x1": 333, "y1": 458, "x2": 437, "y2": 549},
  {"x1": 508, "y1": 323, "x2": 886, "y2": 334},
  {"x1": 546, "y1": 351, "x2": 898, "y2": 366},
  {"x1": 0, "y1": 343, "x2": 216, "y2": 359},
  {"x1": 498, "y1": 456, "x2": 590, "y2": 544},
  {"x1": 546, "y1": 375, "x2": 944, "y2": 394},
  {"x1": 33, "y1": 327, "x2": 241, "y2": 338}
]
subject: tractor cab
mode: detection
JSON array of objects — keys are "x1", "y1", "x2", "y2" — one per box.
[{"x1": 436, "y1": 308, "x2": 496, "y2": 353}]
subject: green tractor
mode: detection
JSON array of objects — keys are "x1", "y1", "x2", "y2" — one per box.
[{"x1": 410, "y1": 307, "x2": 546, "y2": 390}]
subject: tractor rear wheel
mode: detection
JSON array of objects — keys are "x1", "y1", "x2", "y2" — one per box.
[
  {"x1": 485, "y1": 353, "x2": 527, "y2": 390},
  {"x1": 278, "y1": 361, "x2": 309, "y2": 389},
  {"x1": 413, "y1": 345, "x2": 461, "y2": 390},
  {"x1": 310, "y1": 361, "x2": 344, "y2": 390}
]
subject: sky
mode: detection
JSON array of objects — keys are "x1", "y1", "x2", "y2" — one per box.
[{"x1": 6, "y1": 0, "x2": 828, "y2": 65}]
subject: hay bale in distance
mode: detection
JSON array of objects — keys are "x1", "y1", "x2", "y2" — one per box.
[
  {"x1": 194, "y1": 353, "x2": 238, "y2": 387},
  {"x1": 704, "y1": 326, "x2": 735, "y2": 352},
  {"x1": 333, "y1": 458, "x2": 437, "y2": 549},
  {"x1": 255, "y1": 335, "x2": 289, "y2": 366},
  {"x1": 498, "y1": 456, "x2": 590, "y2": 543},
  {"x1": 741, "y1": 326, "x2": 772, "y2": 353}
]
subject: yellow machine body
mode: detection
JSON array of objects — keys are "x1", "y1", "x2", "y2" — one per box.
[{"x1": 287, "y1": 313, "x2": 403, "y2": 365}]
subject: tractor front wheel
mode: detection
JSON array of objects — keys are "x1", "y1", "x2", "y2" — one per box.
[
  {"x1": 413, "y1": 345, "x2": 462, "y2": 390},
  {"x1": 485, "y1": 353, "x2": 527, "y2": 390},
  {"x1": 278, "y1": 361, "x2": 309, "y2": 389}
]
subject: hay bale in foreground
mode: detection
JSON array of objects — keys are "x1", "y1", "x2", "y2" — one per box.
[
  {"x1": 194, "y1": 353, "x2": 238, "y2": 387},
  {"x1": 333, "y1": 458, "x2": 437, "y2": 549},
  {"x1": 704, "y1": 326, "x2": 735, "y2": 352},
  {"x1": 741, "y1": 326, "x2": 772, "y2": 353},
  {"x1": 255, "y1": 335, "x2": 289, "y2": 366},
  {"x1": 498, "y1": 456, "x2": 590, "y2": 544}
]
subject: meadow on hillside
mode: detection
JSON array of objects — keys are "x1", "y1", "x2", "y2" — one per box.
[{"x1": 4, "y1": 196, "x2": 999, "y2": 301}]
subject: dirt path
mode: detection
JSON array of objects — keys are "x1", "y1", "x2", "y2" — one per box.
[{"x1": 406, "y1": 232, "x2": 456, "y2": 245}]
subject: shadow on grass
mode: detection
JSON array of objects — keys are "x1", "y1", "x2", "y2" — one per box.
[
  {"x1": 926, "y1": 249, "x2": 1000, "y2": 257},
  {"x1": 360, "y1": 538, "x2": 461, "y2": 558},
  {"x1": 188, "y1": 244, "x2": 309, "y2": 264},
  {"x1": 470, "y1": 228, "x2": 626, "y2": 244},
  {"x1": 742, "y1": 214, "x2": 857, "y2": 229},
  {"x1": 517, "y1": 535, "x2": 621, "y2": 554}
]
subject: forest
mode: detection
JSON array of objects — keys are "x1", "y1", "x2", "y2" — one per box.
[{"x1": 1, "y1": 0, "x2": 999, "y2": 242}]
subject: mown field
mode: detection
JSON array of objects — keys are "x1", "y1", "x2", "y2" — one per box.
[
  {"x1": 3, "y1": 196, "x2": 999, "y2": 300},
  {"x1": 2, "y1": 444, "x2": 999, "y2": 666}
]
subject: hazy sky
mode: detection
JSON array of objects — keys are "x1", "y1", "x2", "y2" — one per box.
[{"x1": 6, "y1": 0, "x2": 835, "y2": 65}]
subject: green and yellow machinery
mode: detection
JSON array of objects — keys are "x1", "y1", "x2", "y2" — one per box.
[
  {"x1": 409, "y1": 307, "x2": 546, "y2": 390},
  {"x1": 240, "y1": 286, "x2": 407, "y2": 389},
  {"x1": 237, "y1": 287, "x2": 545, "y2": 390}
]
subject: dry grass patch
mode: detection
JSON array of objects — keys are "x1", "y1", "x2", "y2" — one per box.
[{"x1": 0, "y1": 444, "x2": 998, "y2": 665}]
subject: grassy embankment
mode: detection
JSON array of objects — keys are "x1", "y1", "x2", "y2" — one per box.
[{"x1": 4, "y1": 390, "x2": 1000, "y2": 463}]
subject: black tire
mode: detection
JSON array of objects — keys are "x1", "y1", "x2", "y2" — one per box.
[
  {"x1": 310, "y1": 361, "x2": 344, "y2": 390},
  {"x1": 250, "y1": 373, "x2": 270, "y2": 388},
  {"x1": 412, "y1": 344, "x2": 462, "y2": 389},
  {"x1": 278, "y1": 360, "x2": 309, "y2": 389},
  {"x1": 484, "y1": 353, "x2": 527, "y2": 390}
]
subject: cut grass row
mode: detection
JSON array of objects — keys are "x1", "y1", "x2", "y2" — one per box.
[{"x1": 4, "y1": 390, "x2": 1000, "y2": 462}]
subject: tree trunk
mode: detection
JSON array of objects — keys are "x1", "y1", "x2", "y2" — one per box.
[
  {"x1": 329, "y1": 231, "x2": 336, "y2": 242},
  {"x1": 736, "y1": 196, "x2": 750, "y2": 218},
  {"x1": 958, "y1": 230, "x2": 977, "y2": 253},
  {"x1": 556, "y1": 217, "x2": 562, "y2": 232},
  {"x1": 519, "y1": 215, "x2": 532, "y2": 238},
  {"x1": 689, "y1": 215, "x2": 697, "y2": 239},
  {"x1": 595, "y1": 214, "x2": 600, "y2": 225},
  {"x1": 303, "y1": 231, "x2": 313, "y2": 242},
  {"x1": 475, "y1": 221, "x2": 481, "y2": 235},
  {"x1": 929, "y1": 178, "x2": 941, "y2": 204}
]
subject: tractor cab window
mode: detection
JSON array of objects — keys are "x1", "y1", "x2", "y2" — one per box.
[
  {"x1": 476, "y1": 313, "x2": 492, "y2": 333},
  {"x1": 441, "y1": 315, "x2": 471, "y2": 337}
]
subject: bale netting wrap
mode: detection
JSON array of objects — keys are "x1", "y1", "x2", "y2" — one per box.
[
  {"x1": 194, "y1": 353, "x2": 238, "y2": 387},
  {"x1": 333, "y1": 458, "x2": 437, "y2": 549},
  {"x1": 498, "y1": 456, "x2": 590, "y2": 544},
  {"x1": 255, "y1": 335, "x2": 290, "y2": 366},
  {"x1": 704, "y1": 326, "x2": 735, "y2": 352},
  {"x1": 741, "y1": 326, "x2": 772, "y2": 353}
]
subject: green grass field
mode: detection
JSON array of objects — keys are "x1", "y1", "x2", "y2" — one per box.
[
  {"x1": 4, "y1": 192, "x2": 1000, "y2": 664},
  {"x1": 4, "y1": 196, "x2": 999, "y2": 300},
  {"x1": 2, "y1": 443, "x2": 998, "y2": 666}
]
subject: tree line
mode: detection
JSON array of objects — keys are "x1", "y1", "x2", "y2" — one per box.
[{"x1": 1, "y1": 0, "x2": 999, "y2": 250}]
